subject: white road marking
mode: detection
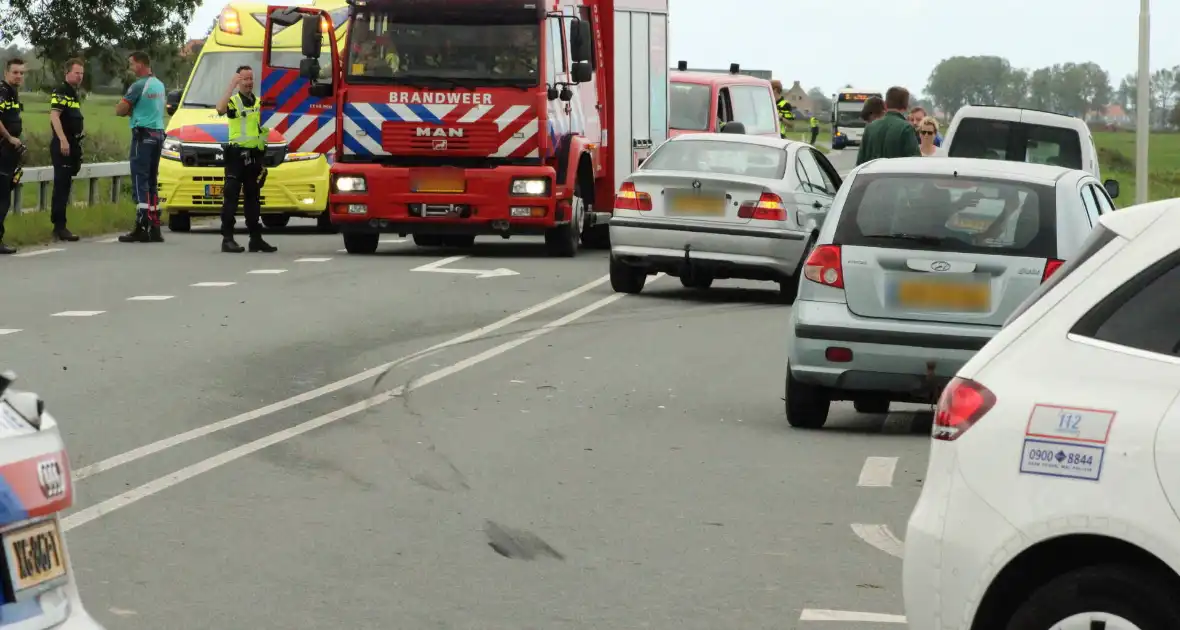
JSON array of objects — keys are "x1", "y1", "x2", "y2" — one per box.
[
  {"x1": 126, "y1": 295, "x2": 174, "y2": 301},
  {"x1": 51, "y1": 311, "x2": 104, "y2": 317},
  {"x1": 72, "y1": 272, "x2": 632, "y2": 481},
  {"x1": 380, "y1": 238, "x2": 405, "y2": 243},
  {"x1": 13, "y1": 248, "x2": 64, "y2": 257},
  {"x1": 191, "y1": 282, "x2": 236, "y2": 287},
  {"x1": 799, "y1": 609, "x2": 906, "y2": 623},
  {"x1": 62, "y1": 276, "x2": 662, "y2": 531},
  {"x1": 412, "y1": 255, "x2": 518, "y2": 279},
  {"x1": 0, "y1": 329, "x2": 20, "y2": 335},
  {"x1": 851, "y1": 523, "x2": 905, "y2": 558},
  {"x1": 97, "y1": 237, "x2": 119, "y2": 243},
  {"x1": 857, "y1": 457, "x2": 897, "y2": 487},
  {"x1": 294, "y1": 257, "x2": 332, "y2": 262},
  {"x1": 247, "y1": 269, "x2": 287, "y2": 274}
]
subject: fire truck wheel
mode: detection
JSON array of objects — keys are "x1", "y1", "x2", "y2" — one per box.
[
  {"x1": 545, "y1": 194, "x2": 584, "y2": 257},
  {"x1": 342, "y1": 233, "x2": 379, "y2": 254},
  {"x1": 316, "y1": 210, "x2": 337, "y2": 233}
]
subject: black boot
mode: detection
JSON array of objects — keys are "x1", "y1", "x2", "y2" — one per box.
[
  {"x1": 0, "y1": 241, "x2": 14, "y2": 255},
  {"x1": 53, "y1": 227, "x2": 79, "y2": 242},
  {"x1": 118, "y1": 225, "x2": 149, "y2": 243},
  {"x1": 248, "y1": 235, "x2": 277, "y2": 253},
  {"x1": 148, "y1": 225, "x2": 165, "y2": 243},
  {"x1": 221, "y1": 238, "x2": 244, "y2": 253}
]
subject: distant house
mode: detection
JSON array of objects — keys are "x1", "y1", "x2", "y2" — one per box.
[
  {"x1": 181, "y1": 39, "x2": 205, "y2": 59},
  {"x1": 1087, "y1": 104, "x2": 1130, "y2": 126}
]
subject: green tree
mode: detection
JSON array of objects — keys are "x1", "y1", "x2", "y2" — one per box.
[
  {"x1": 0, "y1": 0, "x2": 199, "y2": 89},
  {"x1": 925, "y1": 55, "x2": 1021, "y2": 116}
]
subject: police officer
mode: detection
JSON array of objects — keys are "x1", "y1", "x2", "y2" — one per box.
[
  {"x1": 48, "y1": 58, "x2": 86, "y2": 243},
  {"x1": 0, "y1": 57, "x2": 27, "y2": 255},
  {"x1": 771, "y1": 80, "x2": 794, "y2": 138},
  {"x1": 214, "y1": 65, "x2": 276, "y2": 253},
  {"x1": 809, "y1": 113, "x2": 820, "y2": 145}
]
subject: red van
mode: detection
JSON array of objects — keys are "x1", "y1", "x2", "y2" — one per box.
[{"x1": 669, "y1": 62, "x2": 781, "y2": 138}]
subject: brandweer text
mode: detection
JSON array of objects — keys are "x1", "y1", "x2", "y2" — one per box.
[{"x1": 389, "y1": 92, "x2": 493, "y2": 105}]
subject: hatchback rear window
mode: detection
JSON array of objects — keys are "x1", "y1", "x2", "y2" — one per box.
[
  {"x1": 669, "y1": 82, "x2": 711, "y2": 131},
  {"x1": 833, "y1": 173, "x2": 1058, "y2": 258},
  {"x1": 643, "y1": 139, "x2": 786, "y2": 178},
  {"x1": 947, "y1": 118, "x2": 1083, "y2": 170}
]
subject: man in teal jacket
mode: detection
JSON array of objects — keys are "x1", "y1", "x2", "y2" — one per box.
[
  {"x1": 115, "y1": 50, "x2": 167, "y2": 243},
  {"x1": 856, "y1": 86, "x2": 921, "y2": 166}
]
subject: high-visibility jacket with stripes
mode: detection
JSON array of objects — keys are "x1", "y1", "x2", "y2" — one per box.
[{"x1": 227, "y1": 92, "x2": 266, "y2": 150}]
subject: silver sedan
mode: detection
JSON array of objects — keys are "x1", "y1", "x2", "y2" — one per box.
[{"x1": 607, "y1": 133, "x2": 843, "y2": 301}]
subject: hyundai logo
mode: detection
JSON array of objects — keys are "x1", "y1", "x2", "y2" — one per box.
[{"x1": 930, "y1": 261, "x2": 951, "y2": 272}]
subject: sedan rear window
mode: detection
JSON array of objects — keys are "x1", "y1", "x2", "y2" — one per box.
[
  {"x1": 669, "y1": 82, "x2": 712, "y2": 131},
  {"x1": 643, "y1": 139, "x2": 786, "y2": 178},
  {"x1": 833, "y1": 173, "x2": 1058, "y2": 258},
  {"x1": 947, "y1": 118, "x2": 1083, "y2": 170}
]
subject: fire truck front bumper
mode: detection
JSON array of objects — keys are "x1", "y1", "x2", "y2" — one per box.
[{"x1": 329, "y1": 166, "x2": 601, "y2": 237}]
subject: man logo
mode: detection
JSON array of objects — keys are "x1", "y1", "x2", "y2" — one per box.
[
  {"x1": 432, "y1": 139, "x2": 447, "y2": 151},
  {"x1": 930, "y1": 261, "x2": 951, "y2": 272},
  {"x1": 416, "y1": 127, "x2": 465, "y2": 138},
  {"x1": 37, "y1": 459, "x2": 64, "y2": 499}
]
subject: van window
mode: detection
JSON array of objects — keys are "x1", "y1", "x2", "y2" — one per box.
[
  {"x1": 669, "y1": 82, "x2": 711, "y2": 131},
  {"x1": 948, "y1": 118, "x2": 1083, "y2": 170},
  {"x1": 187, "y1": 50, "x2": 329, "y2": 107},
  {"x1": 729, "y1": 85, "x2": 777, "y2": 135}
]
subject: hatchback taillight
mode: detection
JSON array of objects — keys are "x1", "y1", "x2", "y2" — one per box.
[
  {"x1": 803, "y1": 244, "x2": 843, "y2": 289},
  {"x1": 1042, "y1": 259, "x2": 1064, "y2": 282},
  {"x1": 932, "y1": 377, "x2": 996, "y2": 441}
]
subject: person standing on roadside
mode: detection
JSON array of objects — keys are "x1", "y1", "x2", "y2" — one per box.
[
  {"x1": 214, "y1": 66, "x2": 276, "y2": 254},
  {"x1": 115, "y1": 51, "x2": 166, "y2": 243},
  {"x1": 771, "y1": 80, "x2": 794, "y2": 137},
  {"x1": 48, "y1": 58, "x2": 86, "y2": 243},
  {"x1": 860, "y1": 96, "x2": 886, "y2": 124},
  {"x1": 856, "y1": 86, "x2": 921, "y2": 166},
  {"x1": 808, "y1": 113, "x2": 820, "y2": 145},
  {"x1": 909, "y1": 105, "x2": 942, "y2": 146},
  {"x1": 0, "y1": 58, "x2": 27, "y2": 255}
]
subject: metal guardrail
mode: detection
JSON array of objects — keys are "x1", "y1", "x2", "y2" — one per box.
[{"x1": 9, "y1": 162, "x2": 131, "y2": 213}]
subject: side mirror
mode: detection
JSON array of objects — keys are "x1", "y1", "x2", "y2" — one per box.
[
  {"x1": 165, "y1": 89, "x2": 180, "y2": 116},
  {"x1": 558, "y1": 86, "x2": 572, "y2": 102},
  {"x1": 569, "y1": 19, "x2": 592, "y2": 63},
  {"x1": 570, "y1": 61, "x2": 592, "y2": 84},
  {"x1": 301, "y1": 14, "x2": 323, "y2": 58},
  {"x1": 546, "y1": 85, "x2": 559, "y2": 101},
  {"x1": 299, "y1": 57, "x2": 321, "y2": 81},
  {"x1": 1103, "y1": 178, "x2": 1120, "y2": 199}
]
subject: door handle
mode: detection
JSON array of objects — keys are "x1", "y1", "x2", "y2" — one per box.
[{"x1": 812, "y1": 200, "x2": 823, "y2": 209}]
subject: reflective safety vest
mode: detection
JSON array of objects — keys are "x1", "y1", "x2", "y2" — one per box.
[
  {"x1": 809, "y1": 116, "x2": 819, "y2": 128},
  {"x1": 385, "y1": 52, "x2": 400, "y2": 72},
  {"x1": 227, "y1": 92, "x2": 266, "y2": 150}
]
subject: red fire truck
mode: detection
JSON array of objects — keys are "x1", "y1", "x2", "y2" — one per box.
[{"x1": 259, "y1": 0, "x2": 670, "y2": 257}]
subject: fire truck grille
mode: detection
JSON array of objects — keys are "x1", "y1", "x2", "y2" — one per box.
[{"x1": 382, "y1": 122, "x2": 501, "y2": 156}]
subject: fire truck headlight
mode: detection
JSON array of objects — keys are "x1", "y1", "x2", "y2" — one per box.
[
  {"x1": 510, "y1": 178, "x2": 549, "y2": 196},
  {"x1": 334, "y1": 175, "x2": 367, "y2": 193}
]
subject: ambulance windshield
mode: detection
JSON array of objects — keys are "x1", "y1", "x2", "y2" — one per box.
[{"x1": 347, "y1": 11, "x2": 540, "y2": 85}]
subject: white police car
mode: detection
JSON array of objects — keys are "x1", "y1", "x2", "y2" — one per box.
[
  {"x1": 0, "y1": 371, "x2": 104, "y2": 628},
  {"x1": 904, "y1": 199, "x2": 1180, "y2": 629}
]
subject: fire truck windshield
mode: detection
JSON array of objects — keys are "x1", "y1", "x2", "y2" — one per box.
[{"x1": 346, "y1": 14, "x2": 539, "y2": 86}]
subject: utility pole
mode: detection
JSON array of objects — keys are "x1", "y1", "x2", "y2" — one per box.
[{"x1": 1135, "y1": 0, "x2": 1150, "y2": 204}]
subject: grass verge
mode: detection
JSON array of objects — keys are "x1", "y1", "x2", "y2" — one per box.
[{"x1": 4, "y1": 204, "x2": 137, "y2": 247}]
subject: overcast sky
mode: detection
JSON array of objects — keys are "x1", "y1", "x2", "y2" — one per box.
[{"x1": 186, "y1": 0, "x2": 1179, "y2": 95}]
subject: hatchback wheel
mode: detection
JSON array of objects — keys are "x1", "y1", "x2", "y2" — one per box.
[
  {"x1": 1007, "y1": 565, "x2": 1180, "y2": 630},
  {"x1": 785, "y1": 365, "x2": 830, "y2": 429}
]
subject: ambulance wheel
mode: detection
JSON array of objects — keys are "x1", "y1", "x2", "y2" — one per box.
[
  {"x1": 342, "y1": 233, "x2": 379, "y2": 254},
  {"x1": 545, "y1": 190, "x2": 584, "y2": 257},
  {"x1": 261, "y1": 214, "x2": 290, "y2": 229},
  {"x1": 167, "y1": 213, "x2": 191, "y2": 233},
  {"x1": 316, "y1": 210, "x2": 337, "y2": 233}
]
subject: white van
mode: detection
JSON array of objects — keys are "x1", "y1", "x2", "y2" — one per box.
[{"x1": 939, "y1": 105, "x2": 1120, "y2": 200}]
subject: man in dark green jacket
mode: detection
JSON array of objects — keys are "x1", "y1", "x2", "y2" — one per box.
[{"x1": 856, "y1": 86, "x2": 921, "y2": 166}]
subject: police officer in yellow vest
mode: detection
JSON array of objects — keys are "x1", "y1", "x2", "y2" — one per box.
[
  {"x1": 214, "y1": 66, "x2": 276, "y2": 254},
  {"x1": 809, "y1": 114, "x2": 820, "y2": 145},
  {"x1": 770, "y1": 80, "x2": 794, "y2": 137}
]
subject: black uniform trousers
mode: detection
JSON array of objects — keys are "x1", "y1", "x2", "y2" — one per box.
[
  {"x1": 220, "y1": 145, "x2": 264, "y2": 238},
  {"x1": 0, "y1": 148, "x2": 18, "y2": 240},
  {"x1": 50, "y1": 139, "x2": 81, "y2": 230}
]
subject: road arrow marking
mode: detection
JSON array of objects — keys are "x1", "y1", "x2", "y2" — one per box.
[{"x1": 411, "y1": 255, "x2": 519, "y2": 279}]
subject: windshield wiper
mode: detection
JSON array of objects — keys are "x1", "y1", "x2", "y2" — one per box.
[
  {"x1": 183, "y1": 102, "x2": 214, "y2": 108},
  {"x1": 862, "y1": 232, "x2": 948, "y2": 245}
]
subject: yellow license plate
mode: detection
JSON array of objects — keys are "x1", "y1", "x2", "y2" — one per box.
[
  {"x1": 3, "y1": 520, "x2": 67, "y2": 592},
  {"x1": 205, "y1": 184, "x2": 223, "y2": 197},
  {"x1": 670, "y1": 195, "x2": 724, "y2": 215},
  {"x1": 896, "y1": 279, "x2": 990, "y2": 311}
]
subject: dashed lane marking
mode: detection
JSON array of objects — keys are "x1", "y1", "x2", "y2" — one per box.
[
  {"x1": 799, "y1": 609, "x2": 906, "y2": 623},
  {"x1": 247, "y1": 269, "x2": 287, "y2": 274},
  {"x1": 127, "y1": 295, "x2": 174, "y2": 301},
  {"x1": 191, "y1": 282, "x2": 236, "y2": 287},
  {"x1": 294, "y1": 257, "x2": 332, "y2": 262},
  {"x1": 97, "y1": 238, "x2": 119, "y2": 243},
  {"x1": 380, "y1": 238, "x2": 405, "y2": 243},
  {"x1": 0, "y1": 329, "x2": 20, "y2": 335},
  {"x1": 12, "y1": 248, "x2": 64, "y2": 257},
  {"x1": 51, "y1": 311, "x2": 105, "y2": 317},
  {"x1": 857, "y1": 457, "x2": 898, "y2": 487},
  {"x1": 851, "y1": 523, "x2": 905, "y2": 558}
]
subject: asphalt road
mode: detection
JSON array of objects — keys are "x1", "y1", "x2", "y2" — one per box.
[{"x1": 0, "y1": 144, "x2": 938, "y2": 628}]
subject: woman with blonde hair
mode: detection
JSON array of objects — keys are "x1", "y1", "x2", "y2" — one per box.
[{"x1": 916, "y1": 115, "x2": 940, "y2": 156}]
